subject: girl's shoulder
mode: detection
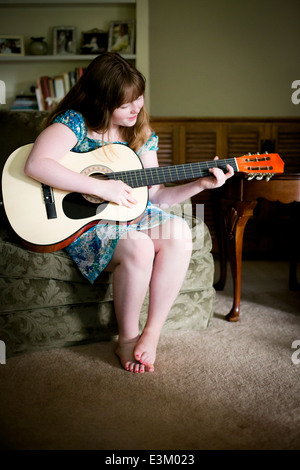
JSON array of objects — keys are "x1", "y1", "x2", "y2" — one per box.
[
  {"x1": 137, "y1": 131, "x2": 159, "y2": 156},
  {"x1": 53, "y1": 109, "x2": 87, "y2": 144}
]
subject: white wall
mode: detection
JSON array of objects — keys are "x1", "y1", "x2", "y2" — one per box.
[{"x1": 149, "y1": 0, "x2": 300, "y2": 117}]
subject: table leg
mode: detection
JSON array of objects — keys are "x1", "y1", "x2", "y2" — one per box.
[{"x1": 222, "y1": 200, "x2": 258, "y2": 321}]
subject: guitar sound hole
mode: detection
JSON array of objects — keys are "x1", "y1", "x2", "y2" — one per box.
[{"x1": 62, "y1": 192, "x2": 109, "y2": 220}]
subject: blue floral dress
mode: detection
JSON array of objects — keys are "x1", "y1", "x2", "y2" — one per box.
[{"x1": 53, "y1": 109, "x2": 174, "y2": 284}]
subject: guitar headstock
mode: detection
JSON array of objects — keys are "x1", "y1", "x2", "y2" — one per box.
[{"x1": 236, "y1": 153, "x2": 284, "y2": 181}]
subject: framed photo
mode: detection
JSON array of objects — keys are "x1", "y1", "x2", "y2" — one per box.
[
  {"x1": 108, "y1": 20, "x2": 135, "y2": 55},
  {"x1": 81, "y1": 29, "x2": 108, "y2": 55},
  {"x1": 53, "y1": 27, "x2": 76, "y2": 55},
  {"x1": 0, "y1": 36, "x2": 24, "y2": 56}
]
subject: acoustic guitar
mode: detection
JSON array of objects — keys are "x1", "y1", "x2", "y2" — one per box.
[{"x1": 2, "y1": 143, "x2": 284, "y2": 253}]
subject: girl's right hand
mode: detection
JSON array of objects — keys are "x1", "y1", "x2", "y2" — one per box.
[{"x1": 96, "y1": 179, "x2": 138, "y2": 207}]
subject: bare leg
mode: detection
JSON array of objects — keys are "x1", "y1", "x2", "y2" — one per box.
[
  {"x1": 105, "y1": 230, "x2": 155, "y2": 373},
  {"x1": 134, "y1": 218, "x2": 193, "y2": 368}
]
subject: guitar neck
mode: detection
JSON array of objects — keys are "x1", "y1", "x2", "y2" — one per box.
[{"x1": 107, "y1": 158, "x2": 238, "y2": 188}]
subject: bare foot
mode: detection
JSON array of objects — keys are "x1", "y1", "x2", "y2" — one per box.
[
  {"x1": 115, "y1": 336, "x2": 153, "y2": 373},
  {"x1": 134, "y1": 328, "x2": 159, "y2": 372}
]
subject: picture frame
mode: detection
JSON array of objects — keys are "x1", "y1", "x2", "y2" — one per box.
[
  {"x1": 81, "y1": 28, "x2": 108, "y2": 55},
  {"x1": 0, "y1": 36, "x2": 24, "y2": 56},
  {"x1": 53, "y1": 27, "x2": 76, "y2": 55},
  {"x1": 108, "y1": 20, "x2": 135, "y2": 55}
]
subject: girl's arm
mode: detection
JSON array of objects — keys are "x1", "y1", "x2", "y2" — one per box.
[
  {"x1": 24, "y1": 123, "x2": 137, "y2": 207},
  {"x1": 140, "y1": 149, "x2": 234, "y2": 207}
]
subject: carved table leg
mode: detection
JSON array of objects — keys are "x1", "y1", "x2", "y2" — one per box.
[{"x1": 222, "y1": 200, "x2": 258, "y2": 321}]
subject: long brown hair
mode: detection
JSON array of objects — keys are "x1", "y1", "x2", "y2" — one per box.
[{"x1": 45, "y1": 52, "x2": 152, "y2": 151}]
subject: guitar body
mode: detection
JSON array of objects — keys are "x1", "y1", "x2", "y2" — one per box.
[{"x1": 2, "y1": 143, "x2": 148, "y2": 252}]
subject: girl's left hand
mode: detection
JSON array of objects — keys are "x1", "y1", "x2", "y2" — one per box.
[{"x1": 199, "y1": 156, "x2": 234, "y2": 190}]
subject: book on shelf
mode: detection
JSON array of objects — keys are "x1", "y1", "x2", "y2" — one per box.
[
  {"x1": 36, "y1": 67, "x2": 86, "y2": 111},
  {"x1": 10, "y1": 94, "x2": 39, "y2": 111}
]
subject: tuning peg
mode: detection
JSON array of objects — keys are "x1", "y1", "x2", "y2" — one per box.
[
  {"x1": 265, "y1": 174, "x2": 273, "y2": 182},
  {"x1": 247, "y1": 174, "x2": 255, "y2": 180},
  {"x1": 256, "y1": 175, "x2": 263, "y2": 180}
]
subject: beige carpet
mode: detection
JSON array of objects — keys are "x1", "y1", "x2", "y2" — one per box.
[{"x1": 0, "y1": 260, "x2": 299, "y2": 450}]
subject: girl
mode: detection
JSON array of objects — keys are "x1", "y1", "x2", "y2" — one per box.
[{"x1": 24, "y1": 53, "x2": 233, "y2": 373}]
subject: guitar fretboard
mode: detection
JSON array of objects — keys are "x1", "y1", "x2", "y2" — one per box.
[{"x1": 107, "y1": 158, "x2": 238, "y2": 188}]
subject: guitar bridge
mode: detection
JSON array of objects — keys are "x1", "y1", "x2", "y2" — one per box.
[{"x1": 42, "y1": 184, "x2": 57, "y2": 219}]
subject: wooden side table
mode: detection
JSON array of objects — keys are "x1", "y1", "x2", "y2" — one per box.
[{"x1": 212, "y1": 173, "x2": 300, "y2": 321}]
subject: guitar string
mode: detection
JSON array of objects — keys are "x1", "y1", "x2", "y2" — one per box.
[
  {"x1": 107, "y1": 158, "x2": 238, "y2": 188},
  {"x1": 109, "y1": 155, "x2": 276, "y2": 187},
  {"x1": 110, "y1": 161, "x2": 236, "y2": 186}
]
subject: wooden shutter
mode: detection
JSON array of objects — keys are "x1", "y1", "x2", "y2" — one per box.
[
  {"x1": 226, "y1": 124, "x2": 260, "y2": 157},
  {"x1": 185, "y1": 125, "x2": 218, "y2": 245},
  {"x1": 275, "y1": 124, "x2": 300, "y2": 173},
  {"x1": 156, "y1": 131, "x2": 173, "y2": 166},
  {"x1": 151, "y1": 122, "x2": 177, "y2": 166},
  {"x1": 186, "y1": 129, "x2": 216, "y2": 162}
]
